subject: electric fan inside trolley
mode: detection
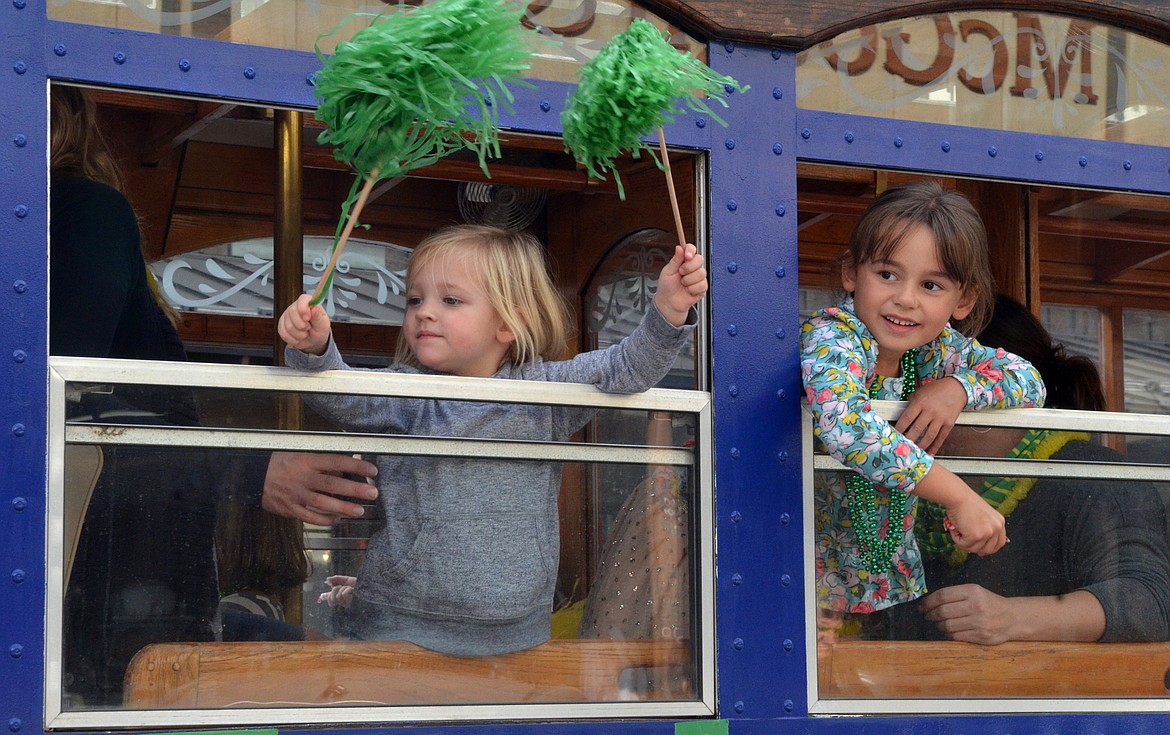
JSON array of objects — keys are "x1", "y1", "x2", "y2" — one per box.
[{"x1": 457, "y1": 181, "x2": 547, "y2": 231}]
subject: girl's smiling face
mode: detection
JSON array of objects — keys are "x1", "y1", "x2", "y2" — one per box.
[
  {"x1": 842, "y1": 222, "x2": 976, "y2": 377},
  {"x1": 403, "y1": 255, "x2": 515, "y2": 377}
]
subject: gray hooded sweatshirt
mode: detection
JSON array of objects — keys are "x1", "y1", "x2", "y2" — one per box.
[{"x1": 286, "y1": 305, "x2": 696, "y2": 655}]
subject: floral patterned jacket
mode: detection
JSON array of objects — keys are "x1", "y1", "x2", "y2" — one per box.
[{"x1": 801, "y1": 297, "x2": 1046, "y2": 493}]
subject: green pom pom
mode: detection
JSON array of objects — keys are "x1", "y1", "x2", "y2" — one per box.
[
  {"x1": 313, "y1": 0, "x2": 536, "y2": 181},
  {"x1": 562, "y1": 18, "x2": 746, "y2": 199}
]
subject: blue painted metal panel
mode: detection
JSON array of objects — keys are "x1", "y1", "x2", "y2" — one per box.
[
  {"x1": 797, "y1": 109, "x2": 1170, "y2": 195},
  {"x1": 1, "y1": 2, "x2": 48, "y2": 734},
  {"x1": 708, "y1": 42, "x2": 805, "y2": 722},
  {"x1": 6, "y1": 7, "x2": 1170, "y2": 735}
]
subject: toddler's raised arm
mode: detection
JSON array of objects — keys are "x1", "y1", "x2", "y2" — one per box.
[
  {"x1": 278, "y1": 293, "x2": 332, "y2": 356},
  {"x1": 654, "y1": 243, "x2": 708, "y2": 326}
]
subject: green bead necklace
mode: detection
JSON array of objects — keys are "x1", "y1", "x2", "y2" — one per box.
[{"x1": 845, "y1": 349, "x2": 918, "y2": 576}]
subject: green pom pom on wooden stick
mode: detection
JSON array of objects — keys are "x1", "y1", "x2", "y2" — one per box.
[
  {"x1": 309, "y1": 0, "x2": 536, "y2": 304},
  {"x1": 562, "y1": 18, "x2": 746, "y2": 244}
]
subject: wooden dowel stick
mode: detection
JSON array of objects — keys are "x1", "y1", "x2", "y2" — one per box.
[
  {"x1": 310, "y1": 169, "x2": 380, "y2": 304},
  {"x1": 657, "y1": 127, "x2": 687, "y2": 248}
]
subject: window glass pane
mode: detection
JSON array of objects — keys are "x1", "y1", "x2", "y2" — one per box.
[
  {"x1": 797, "y1": 11, "x2": 1170, "y2": 146},
  {"x1": 1124, "y1": 308, "x2": 1170, "y2": 415},
  {"x1": 1040, "y1": 303, "x2": 1100, "y2": 369},
  {"x1": 812, "y1": 411, "x2": 1170, "y2": 704},
  {"x1": 48, "y1": 0, "x2": 706, "y2": 83},
  {"x1": 51, "y1": 366, "x2": 710, "y2": 722},
  {"x1": 151, "y1": 236, "x2": 411, "y2": 324}
]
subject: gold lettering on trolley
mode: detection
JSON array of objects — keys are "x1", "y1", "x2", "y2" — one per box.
[{"x1": 815, "y1": 12, "x2": 1098, "y2": 105}]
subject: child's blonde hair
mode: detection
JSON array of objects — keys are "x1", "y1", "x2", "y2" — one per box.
[
  {"x1": 842, "y1": 180, "x2": 995, "y2": 337},
  {"x1": 394, "y1": 224, "x2": 571, "y2": 368}
]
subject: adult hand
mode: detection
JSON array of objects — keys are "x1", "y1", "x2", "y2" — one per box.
[
  {"x1": 895, "y1": 375, "x2": 967, "y2": 454},
  {"x1": 263, "y1": 452, "x2": 377, "y2": 526},
  {"x1": 919, "y1": 583, "x2": 1015, "y2": 645}
]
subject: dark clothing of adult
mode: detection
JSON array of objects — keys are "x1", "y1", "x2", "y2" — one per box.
[
  {"x1": 885, "y1": 440, "x2": 1170, "y2": 643},
  {"x1": 52, "y1": 175, "x2": 268, "y2": 706}
]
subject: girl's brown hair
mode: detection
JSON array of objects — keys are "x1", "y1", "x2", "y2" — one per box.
[
  {"x1": 393, "y1": 225, "x2": 572, "y2": 368},
  {"x1": 842, "y1": 180, "x2": 995, "y2": 337}
]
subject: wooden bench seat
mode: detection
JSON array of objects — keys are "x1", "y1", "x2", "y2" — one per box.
[
  {"x1": 818, "y1": 640, "x2": 1170, "y2": 698},
  {"x1": 124, "y1": 638, "x2": 691, "y2": 708}
]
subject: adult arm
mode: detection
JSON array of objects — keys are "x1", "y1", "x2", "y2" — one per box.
[{"x1": 919, "y1": 584, "x2": 1106, "y2": 644}]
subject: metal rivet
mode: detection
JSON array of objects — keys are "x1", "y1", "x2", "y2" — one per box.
[
  {"x1": 539, "y1": 99, "x2": 551, "y2": 112},
  {"x1": 988, "y1": 146, "x2": 998, "y2": 157},
  {"x1": 724, "y1": 42, "x2": 735, "y2": 54},
  {"x1": 778, "y1": 451, "x2": 789, "y2": 463},
  {"x1": 1079, "y1": 155, "x2": 1088, "y2": 167},
  {"x1": 14, "y1": 0, "x2": 28, "y2": 9},
  {"x1": 783, "y1": 639, "x2": 795, "y2": 652},
  {"x1": 728, "y1": 384, "x2": 738, "y2": 397},
  {"x1": 12, "y1": 349, "x2": 26, "y2": 363},
  {"x1": 775, "y1": 204, "x2": 786, "y2": 217},
  {"x1": 727, "y1": 324, "x2": 737, "y2": 336},
  {"x1": 724, "y1": 138, "x2": 735, "y2": 150},
  {"x1": 9, "y1": 644, "x2": 22, "y2": 659},
  {"x1": 800, "y1": 128, "x2": 811, "y2": 140},
  {"x1": 730, "y1": 510, "x2": 742, "y2": 524},
  {"x1": 779, "y1": 512, "x2": 791, "y2": 525},
  {"x1": 732, "y1": 573, "x2": 743, "y2": 586},
  {"x1": 53, "y1": 43, "x2": 66, "y2": 57},
  {"x1": 775, "y1": 266, "x2": 786, "y2": 278},
  {"x1": 11, "y1": 497, "x2": 26, "y2": 512},
  {"x1": 243, "y1": 66, "x2": 256, "y2": 79},
  {"x1": 8, "y1": 718, "x2": 20, "y2": 732},
  {"x1": 726, "y1": 199, "x2": 737, "y2": 212},
  {"x1": 1124, "y1": 160, "x2": 1133, "y2": 171},
  {"x1": 773, "y1": 142, "x2": 783, "y2": 155},
  {"x1": 113, "y1": 50, "x2": 127, "y2": 65},
  {"x1": 732, "y1": 638, "x2": 744, "y2": 651},
  {"x1": 14, "y1": 204, "x2": 28, "y2": 218},
  {"x1": 844, "y1": 131, "x2": 854, "y2": 143},
  {"x1": 781, "y1": 574, "x2": 792, "y2": 587},
  {"x1": 723, "y1": 83, "x2": 736, "y2": 95},
  {"x1": 772, "y1": 87, "x2": 783, "y2": 100},
  {"x1": 894, "y1": 136, "x2": 904, "y2": 148},
  {"x1": 484, "y1": 95, "x2": 493, "y2": 107},
  {"x1": 771, "y1": 49, "x2": 782, "y2": 60},
  {"x1": 1035, "y1": 150, "x2": 1045, "y2": 161},
  {"x1": 941, "y1": 140, "x2": 952, "y2": 153},
  {"x1": 730, "y1": 447, "x2": 740, "y2": 459},
  {"x1": 179, "y1": 59, "x2": 192, "y2": 72},
  {"x1": 734, "y1": 701, "x2": 745, "y2": 714},
  {"x1": 13, "y1": 60, "x2": 27, "y2": 75},
  {"x1": 775, "y1": 327, "x2": 786, "y2": 339},
  {"x1": 776, "y1": 389, "x2": 787, "y2": 400},
  {"x1": 784, "y1": 699, "x2": 795, "y2": 713},
  {"x1": 695, "y1": 117, "x2": 706, "y2": 129},
  {"x1": 12, "y1": 424, "x2": 26, "y2": 437},
  {"x1": 727, "y1": 261, "x2": 737, "y2": 273},
  {"x1": 11, "y1": 569, "x2": 25, "y2": 584},
  {"x1": 14, "y1": 133, "x2": 27, "y2": 148},
  {"x1": 13, "y1": 281, "x2": 27, "y2": 294}
]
